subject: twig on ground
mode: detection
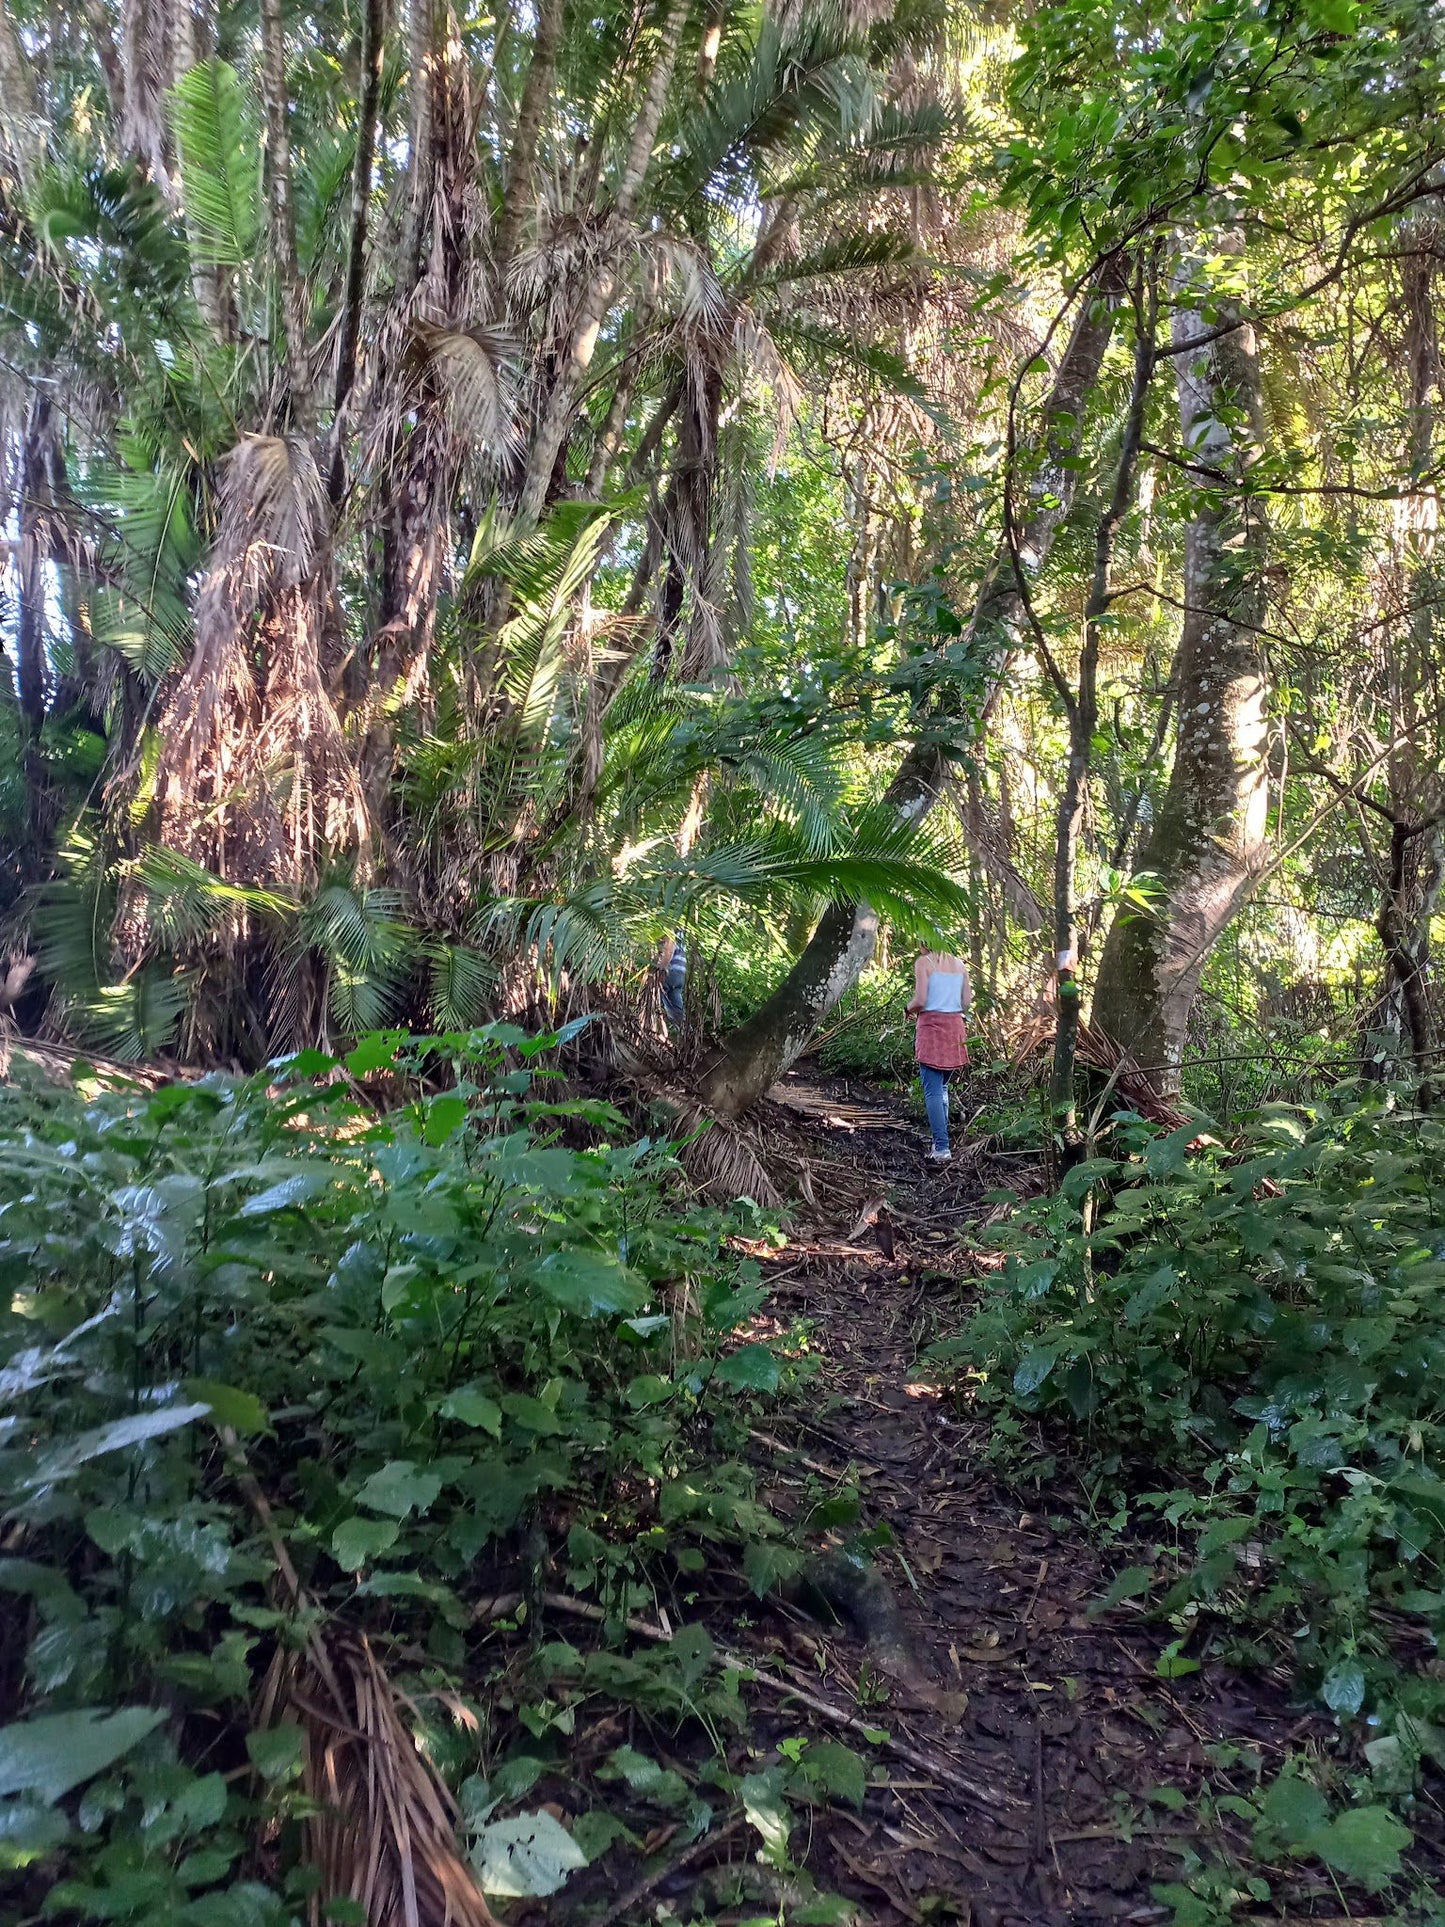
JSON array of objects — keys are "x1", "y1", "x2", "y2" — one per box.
[
  {"x1": 593, "y1": 1814, "x2": 747, "y2": 1927},
  {"x1": 482, "y1": 1590, "x2": 1021, "y2": 1821}
]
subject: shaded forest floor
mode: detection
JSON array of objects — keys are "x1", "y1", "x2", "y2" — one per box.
[{"x1": 546, "y1": 1072, "x2": 1432, "y2": 1927}]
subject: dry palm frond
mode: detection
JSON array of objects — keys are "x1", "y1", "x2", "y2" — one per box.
[
  {"x1": 416, "y1": 325, "x2": 520, "y2": 457},
  {"x1": 1007, "y1": 991, "x2": 1192, "y2": 1132},
  {"x1": 640, "y1": 232, "x2": 729, "y2": 333},
  {"x1": 224, "y1": 434, "x2": 330, "y2": 589},
  {"x1": 229, "y1": 1435, "x2": 498, "y2": 1927},
  {"x1": 256, "y1": 1634, "x2": 498, "y2": 1927}
]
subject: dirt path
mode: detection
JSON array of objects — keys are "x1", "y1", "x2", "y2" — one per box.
[{"x1": 711, "y1": 1073, "x2": 1329, "y2": 1926}]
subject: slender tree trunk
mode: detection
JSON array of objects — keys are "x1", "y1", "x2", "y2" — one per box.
[
  {"x1": 16, "y1": 397, "x2": 54, "y2": 855},
  {"x1": 518, "y1": 0, "x2": 688, "y2": 520},
  {"x1": 700, "y1": 266, "x2": 1125, "y2": 1114},
  {"x1": 258, "y1": 0, "x2": 310, "y2": 412},
  {"x1": 1091, "y1": 235, "x2": 1270, "y2": 1095},
  {"x1": 329, "y1": 0, "x2": 386, "y2": 485},
  {"x1": 495, "y1": 0, "x2": 565, "y2": 269},
  {"x1": 0, "y1": 0, "x2": 42, "y2": 183},
  {"x1": 1050, "y1": 253, "x2": 1155, "y2": 1152},
  {"x1": 1375, "y1": 817, "x2": 1440, "y2": 1106},
  {"x1": 652, "y1": 354, "x2": 723, "y2": 679},
  {"x1": 1368, "y1": 221, "x2": 1441, "y2": 1102}
]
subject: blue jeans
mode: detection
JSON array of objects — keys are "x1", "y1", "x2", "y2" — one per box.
[
  {"x1": 661, "y1": 978, "x2": 685, "y2": 1028},
  {"x1": 919, "y1": 1064, "x2": 951, "y2": 1153}
]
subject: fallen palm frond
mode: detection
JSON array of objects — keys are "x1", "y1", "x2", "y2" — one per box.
[
  {"x1": 1006, "y1": 991, "x2": 1192, "y2": 1132},
  {"x1": 227, "y1": 1434, "x2": 498, "y2": 1927},
  {"x1": 255, "y1": 1634, "x2": 497, "y2": 1927}
]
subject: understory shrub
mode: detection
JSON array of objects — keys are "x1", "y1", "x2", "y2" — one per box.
[
  {"x1": 935, "y1": 1091, "x2": 1445, "y2": 1902},
  {"x1": 0, "y1": 1028, "x2": 790, "y2": 1921}
]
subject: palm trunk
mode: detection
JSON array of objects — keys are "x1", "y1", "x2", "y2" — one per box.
[
  {"x1": 329, "y1": 0, "x2": 386, "y2": 474},
  {"x1": 518, "y1": 0, "x2": 688, "y2": 520},
  {"x1": 699, "y1": 266, "x2": 1125, "y2": 1115},
  {"x1": 1091, "y1": 235, "x2": 1270, "y2": 1095},
  {"x1": 494, "y1": 0, "x2": 565, "y2": 269},
  {"x1": 258, "y1": 0, "x2": 310, "y2": 413}
]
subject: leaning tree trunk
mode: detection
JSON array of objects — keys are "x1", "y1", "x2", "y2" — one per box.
[
  {"x1": 1090, "y1": 238, "x2": 1270, "y2": 1096},
  {"x1": 699, "y1": 265, "x2": 1125, "y2": 1115}
]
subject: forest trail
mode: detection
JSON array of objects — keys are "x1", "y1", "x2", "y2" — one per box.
[{"x1": 677, "y1": 1073, "x2": 1329, "y2": 1927}]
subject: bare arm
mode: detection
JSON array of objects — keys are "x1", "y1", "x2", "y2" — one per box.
[{"x1": 905, "y1": 957, "x2": 929, "y2": 1016}]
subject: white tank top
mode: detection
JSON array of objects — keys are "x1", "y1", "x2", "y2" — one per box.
[{"x1": 923, "y1": 969, "x2": 966, "y2": 1013}]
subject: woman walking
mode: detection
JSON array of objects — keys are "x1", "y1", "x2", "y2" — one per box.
[{"x1": 906, "y1": 943, "x2": 971, "y2": 1162}]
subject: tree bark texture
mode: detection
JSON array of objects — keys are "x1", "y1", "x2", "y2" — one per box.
[
  {"x1": 258, "y1": 0, "x2": 310, "y2": 412},
  {"x1": 518, "y1": 0, "x2": 688, "y2": 520},
  {"x1": 1090, "y1": 243, "x2": 1270, "y2": 1095},
  {"x1": 699, "y1": 267, "x2": 1125, "y2": 1115},
  {"x1": 1051, "y1": 255, "x2": 1155, "y2": 1145},
  {"x1": 1374, "y1": 818, "x2": 1441, "y2": 1105}
]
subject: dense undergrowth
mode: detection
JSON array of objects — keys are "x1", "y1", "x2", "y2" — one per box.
[
  {"x1": 939, "y1": 1091, "x2": 1445, "y2": 1919},
  {"x1": 0, "y1": 1030, "x2": 845, "y2": 1924}
]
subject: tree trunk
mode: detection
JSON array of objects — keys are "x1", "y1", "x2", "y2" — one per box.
[
  {"x1": 1050, "y1": 253, "x2": 1154, "y2": 1152},
  {"x1": 257, "y1": 0, "x2": 310, "y2": 414},
  {"x1": 1090, "y1": 237, "x2": 1270, "y2": 1096},
  {"x1": 517, "y1": 0, "x2": 687, "y2": 520},
  {"x1": 699, "y1": 266, "x2": 1124, "y2": 1114},
  {"x1": 0, "y1": 0, "x2": 42, "y2": 183},
  {"x1": 494, "y1": 0, "x2": 565, "y2": 270},
  {"x1": 16, "y1": 396, "x2": 55, "y2": 856},
  {"x1": 329, "y1": 0, "x2": 386, "y2": 472},
  {"x1": 1375, "y1": 818, "x2": 1441, "y2": 1106}
]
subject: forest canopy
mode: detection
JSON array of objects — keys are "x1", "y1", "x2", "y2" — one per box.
[{"x1": 0, "y1": 0, "x2": 1440, "y2": 1107}]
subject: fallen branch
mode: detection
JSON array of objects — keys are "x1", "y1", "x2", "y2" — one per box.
[{"x1": 487, "y1": 1589, "x2": 1021, "y2": 1821}]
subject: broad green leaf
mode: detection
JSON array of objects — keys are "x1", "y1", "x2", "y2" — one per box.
[
  {"x1": 472, "y1": 1810, "x2": 587, "y2": 1897},
  {"x1": 356, "y1": 1460, "x2": 442, "y2": 1519},
  {"x1": 797, "y1": 1740, "x2": 867, "y2": 1809},
  {"x1": 1258, "y1": 1770, "x2": 1329, "y2": 1844},
  {"x1": 714, "y1": 1344, "x2": 780, "y2": 1393},
  {"x1": 422, "y1": 1093, "x2": 469, "y2": 1145},
  {"x1": 238, "y1": 1172, "x2": 329, "y2": 1217},
  {"x1": 741, "y1": 1768, "x2": 792, "y2": 1866},
  {"x1": 1093, "y1": 1565, "x2": 1153, "y2": 1614},
  {"x1": 331, "y1": 1517, "x2": 401, "y2": 1570},
  {"x1": 0, "y1": 1707, "x2": 165, "y2": 1802},
  {"x1": 185, "y1": 1379, "x2": 270, "y2": 1436},
  {"x1": 625, "y1": 1373, "x2": 674, "y2": 1407},
  {"x1": 245, "y1": 1724, "x2": 304, "y2": 1782},
  {"x1": 603, "y1": 1745, "x2": 689, "y2": 1809},
  {"x1": 531, "y1": 1249, "x2": 646, "y2": 1317},
  {"x1": 439, "y1": 1389, "x2": 503, "y2": 1436},
  {"x1": 29, "y1": 1404, "x2": 212, "y2": 1486},
  {"x1": 1305, "y1": 1805, "x2": 1411, "y2": 1890},
  {"x1": 346, "y1": 1032, "x2": 403, "y2": 1074},
  {"x1": 1012, "y1": 1345, "x2": 1063, "y2": 1397},
  {"x1": 1322, "y1": 1661, "x2": 1365, "y2": 1718}
]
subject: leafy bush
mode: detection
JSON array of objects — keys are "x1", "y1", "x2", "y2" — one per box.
[
  {"x1": 0, "y1": 1028, "x2": 788, "y2": 1920},
  {"x1": 936, "y1": 1092, "x2": 1445, "y2": 1896}
]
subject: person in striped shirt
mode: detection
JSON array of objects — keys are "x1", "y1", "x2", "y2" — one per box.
[{"x1": 657, "y1": 931, "x2": 687, "y2": 1030}]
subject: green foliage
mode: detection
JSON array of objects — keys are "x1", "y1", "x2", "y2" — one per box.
[
  {"x1": 169, "y1": 59, "x2": 263, "y2": 270},
  {"x1": 938, "y1": 1091, "x2": 1445, "y2": 1905},
  {"x1": 0, "y1": 1032, "x2": 793, "y2": 1915}
]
